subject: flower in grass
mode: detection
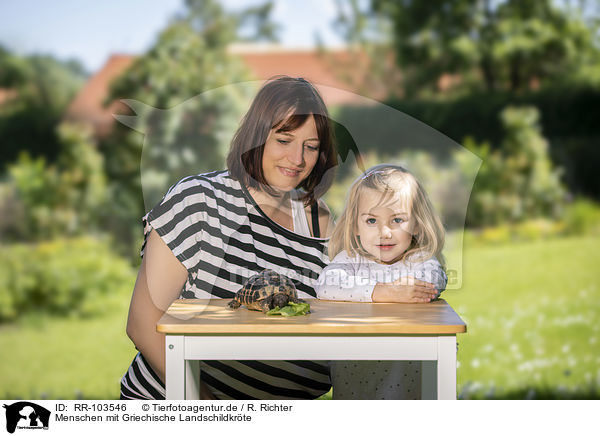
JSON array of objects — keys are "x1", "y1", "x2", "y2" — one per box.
[{"x1": 482, "y1": 344, "x2": 494, "y2": 353}]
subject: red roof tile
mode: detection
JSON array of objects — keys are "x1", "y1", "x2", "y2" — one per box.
[{"x1": 64, "y1": 46, "x2": 401, "y2": 138}]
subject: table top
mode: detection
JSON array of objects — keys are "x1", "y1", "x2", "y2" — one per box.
[{"x1": 157, "y1": 299, "x2": 467, "y2": 335}]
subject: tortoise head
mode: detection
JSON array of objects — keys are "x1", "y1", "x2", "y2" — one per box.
[{"x1": 272, "y1": 292, "x2": 290, "y2": 309}]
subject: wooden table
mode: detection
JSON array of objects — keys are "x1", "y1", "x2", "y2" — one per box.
[{"x1": 158, "y1": 299, "x2": 466, "y2": 400}]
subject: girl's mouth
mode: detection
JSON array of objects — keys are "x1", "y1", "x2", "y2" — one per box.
[{"x1": 376, "y1": 244, "x2": 396, "y2": 251}]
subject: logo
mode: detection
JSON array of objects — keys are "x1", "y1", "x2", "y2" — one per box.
[{"x1": 2, "y1": 402, "x2": 50, "y2": 433}]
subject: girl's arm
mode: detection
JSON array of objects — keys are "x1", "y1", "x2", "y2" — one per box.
[
  {"x1": 400, "y1": 256, "x2": 448, "y2": 297},
  {"x1": 316, "y1": 255, "x2": 445, "y2": 303},
  {"x1": 373, "y1": 256, "x2": 447, "y2": 303},
  {"x1": 315, "y1": 261, "x2": 375, "y2": 302}
]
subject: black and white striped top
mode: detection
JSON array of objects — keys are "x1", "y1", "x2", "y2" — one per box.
[{"x1": 120, "y1": 170, "x2": 331, "y2": 400}]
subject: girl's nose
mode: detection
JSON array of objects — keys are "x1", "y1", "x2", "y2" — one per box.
[{"x1": 380, "y1": 225, "x2": 392, "y2": 238}]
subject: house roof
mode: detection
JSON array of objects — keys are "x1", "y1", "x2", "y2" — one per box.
[
  {"x1": 0, "y1": 88, "x2": 18, "y2": 107},
  {"x1": 64, "y1": 54, "x2": 136, "y2": 138},
  {"x1": 64, "y1": 45, "x2": 399, "y2": 138}
]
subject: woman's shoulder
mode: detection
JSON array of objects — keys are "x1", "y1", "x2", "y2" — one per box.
[
  {"x1": 315, "y1": 197, "x2": 335, "y2": 238},
  {"x1": 169, "y1": 169, "x2": 231, "y2": 190},
  {"x1": 163, "y1": 170, "x2": 240, "y2": 200}
]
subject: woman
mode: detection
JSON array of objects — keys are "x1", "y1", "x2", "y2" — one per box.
[{"x1": 120, "y1": 76, "x2": 338, "y2": 400}]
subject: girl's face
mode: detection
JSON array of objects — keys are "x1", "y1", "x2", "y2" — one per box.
[
  {"x1": 356, "y1": 188, "x2": 415, "y2": 264},
  {"x1": 261, "y1": 115, "x2": 320, "y2": 193}
]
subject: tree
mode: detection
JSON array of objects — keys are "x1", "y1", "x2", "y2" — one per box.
[
  {"x1": 0, "y1": 46, "x2": 88, "y2": 171},
  {"x1": 464, "y1": 106, "x2": 566, "y2": 226},
  {"x1": 2, "y1": 122, "x2": 108, "y2": 241},
  {"x1": 361, "y1": 0, "x2": 599, "y2": 96},
  {"x1": 101, "y1": 0, "x2": 278, "y2": 260}
]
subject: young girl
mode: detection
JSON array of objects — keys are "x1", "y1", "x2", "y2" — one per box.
[{"x1": 316, "y1": 164, "x2": 447, "y2": 399}]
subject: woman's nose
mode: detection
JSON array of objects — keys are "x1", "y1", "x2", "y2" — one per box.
[{"x1": 287, "y1": 142, "x2": 305, "y2": 166}]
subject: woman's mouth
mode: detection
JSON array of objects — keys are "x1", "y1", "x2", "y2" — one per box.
[
  {"x1": 278, "y1": 167, "x2": 301, "y2": 177},
  {"x1": 376, "y1": 244, "x2": 396, "y2": 251}
]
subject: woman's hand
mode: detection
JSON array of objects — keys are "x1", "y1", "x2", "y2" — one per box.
[{"x1": 372, "y1": 277, "x2": 438, "y2": 303}]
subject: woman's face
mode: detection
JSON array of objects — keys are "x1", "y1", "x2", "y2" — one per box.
[{"x1": 261, "y1": 115, "x2": 320, "y2": 193}]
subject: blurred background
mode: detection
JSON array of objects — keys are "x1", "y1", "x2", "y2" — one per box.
[{"x1": 0, "y1": 0, "x2": 599, "y2": 400}]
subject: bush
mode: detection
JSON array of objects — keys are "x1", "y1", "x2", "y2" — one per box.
[
  {"x1": 0, "y1": 237, "x2": 135, "y2": 322},
  {"x1": 464, "y1": 106, "x2": 566, "y2": 227},
  {"x1": 337, "y1": 85, "x2": 600, "y2": 198},
  {"x1": 563, "y1": 197, "x2": 600, "y2": 236},
  {"x1": 3, "y1": 122, "x2": 108, "y2": 242}
]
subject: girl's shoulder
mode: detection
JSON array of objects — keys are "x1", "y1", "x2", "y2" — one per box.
[
  {"x1": 330, "y1": 250, "x2": 372, "y2": 265},
  {"x1": 402, "y1": 250, "x2": 440, "y2": 265}
]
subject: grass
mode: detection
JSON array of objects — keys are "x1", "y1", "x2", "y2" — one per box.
[
  {"x1": 1, "y1": 235, "x2": 599, "y2": 399},
  {"x1": 0, "y1": 296, "x2": 135, "y2": 400},
  {"x1": 445, "y1": 235, "x2": 600, "y2": 399}
]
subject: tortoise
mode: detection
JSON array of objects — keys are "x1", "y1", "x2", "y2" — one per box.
[{"x1": 228, "y1": 269, "x2": 307, "y2": 313}]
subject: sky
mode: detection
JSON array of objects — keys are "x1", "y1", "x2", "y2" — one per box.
[{"x1": 0, "y1": 0, "x2": 346, "y2": 74}]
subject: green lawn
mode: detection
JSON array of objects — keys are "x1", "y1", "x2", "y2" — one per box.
[
  {"x1": 445, "y1": 235, "x2": 600, "y2": 398},
  {"x1": 1, "y1": 235, "x2": 599, "y2": 399}
]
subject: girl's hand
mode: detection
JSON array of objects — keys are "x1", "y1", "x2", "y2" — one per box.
[{"x1": 372, "y1": 277, "x2": 439, "y2": 303}]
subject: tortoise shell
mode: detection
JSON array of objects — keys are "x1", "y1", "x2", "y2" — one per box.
[{"x1": 228, "y1": 269, "x2": 303, "y2": 312}]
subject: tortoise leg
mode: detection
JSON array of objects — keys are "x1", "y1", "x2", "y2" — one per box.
[
  {"x1": 260, "y1": 295, "x2": 275, "y2": 313},
  {"x1": 290, "y1": 297, "x2": 307, "y2": 304},
  {"x1": 228, "y1": 299, "x2": 241, "y2": 309}
]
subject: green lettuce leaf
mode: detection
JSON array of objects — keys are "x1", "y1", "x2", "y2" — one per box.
[{"x1": 266, "y1": 301, "x2": 310, "y2": 316}]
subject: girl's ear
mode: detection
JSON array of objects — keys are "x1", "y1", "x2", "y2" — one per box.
[{"x1": 408, "y1": 219, "x2": 419, "y2": 236}]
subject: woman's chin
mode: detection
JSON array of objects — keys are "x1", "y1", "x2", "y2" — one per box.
[{"x1": 268, "y1": 180, "x2": 298, "y2": 193}]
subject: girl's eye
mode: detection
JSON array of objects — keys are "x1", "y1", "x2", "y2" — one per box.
[
  {"x1": 366, "y1": 218, "x2": 376, "y2": 224},
  {"x1": 393, "y1": 217, "x2": 405, "y2": 224}
]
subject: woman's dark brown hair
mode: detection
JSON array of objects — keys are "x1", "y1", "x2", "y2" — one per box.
[{"x1": 226, "y1": 75, "x2": 337, "y2": 206}]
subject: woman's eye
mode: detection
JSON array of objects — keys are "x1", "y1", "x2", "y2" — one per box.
[
  {"x1": 277, "y1": 139, "x2": 290, "y2": 145},
  {"x1": 366, "y1": 218, "x2": 376, "y2": 224},
  {"x1": 304, "y1": 144, "x2": 319, "y2": 151}
]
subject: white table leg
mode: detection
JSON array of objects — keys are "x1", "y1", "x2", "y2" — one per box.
[
  {"x1": 185, "y1": 359, "x2": 200, "y2": 400},
  {"x1": 165, "y1": 335, "x2": 185, "y2": 400},
  {"x1": 421, "y1": 361, "x2": 437, "y2": 400},
  {"x1": 437, "y1": 335, "x2": 457, "y2": 400}
]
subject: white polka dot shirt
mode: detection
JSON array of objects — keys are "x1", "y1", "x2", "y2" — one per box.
[{"x1": 315, "y1": 250, "x2": 447, "y2": 302}]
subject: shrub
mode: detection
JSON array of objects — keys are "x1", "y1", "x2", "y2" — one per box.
[
  {"x1": 562, "y1": 197, "x2": 600, "y2": 236},
  {"x1": 464, "y1": 106, "x2": 566, "y2": 227},
  {"x1": 3, "y1": 122, "x2": 108, "y2": 242},
  {"x1": 0, "y1": 236, "x2": 135, "y2": 322}
]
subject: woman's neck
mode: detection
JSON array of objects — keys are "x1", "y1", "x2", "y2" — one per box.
[{"x1": 247, "y1": 186, "x2": 293, "y2": 211}]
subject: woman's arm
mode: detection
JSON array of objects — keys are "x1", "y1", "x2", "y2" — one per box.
[
  {"x1": 126, "y1": 228, "x2": 216, "y2": 399},
  {"x1": 125, "y1": 228, "x2": 188, "y2": 383}
]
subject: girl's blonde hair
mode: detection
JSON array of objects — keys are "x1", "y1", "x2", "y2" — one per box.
[{"x1": 328, "y1": 164, "x2": 445, "y2": 266}]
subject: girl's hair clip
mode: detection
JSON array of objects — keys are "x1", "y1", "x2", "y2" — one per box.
[{"x1": 360, "y1": 169, "x2": 387, "y2": 180}]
